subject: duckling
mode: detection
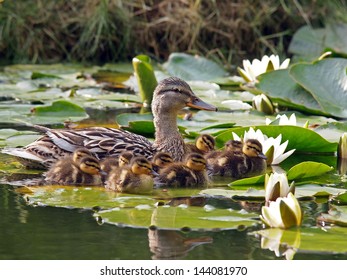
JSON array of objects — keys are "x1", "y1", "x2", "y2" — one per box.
[
  {"x1": 44, "y1": 148, "x2": 102, "y2": 185},
  {"x1": 186, "y1": 134, "x2": 216, "y2": 155},
  {"x1": 152, "y1": 152, "x2": 174, "y2": 174},
  {"x1": 205, "y1": 139, "x2": 243, "y2": 165},
  {"x1": 208, "y1": 139, "x2": 267, "y2": 178},
  {"x1": 157, "y1": 153, "x2": 209, "y2": 187},
  {"x1": 4, "y1": 77, "x2": 217, "y2": 169},
  {"x1": 105, "y1": 156, "x2": 156, "y2": 194},
  {"x1": 99, "y1": 151, "x2": 133, "y2": 174}
]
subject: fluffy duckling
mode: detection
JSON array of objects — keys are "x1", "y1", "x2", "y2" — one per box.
[
  {"x1": 208, "y1": 139, "x2": 267, "y2": 178},
  {"x1": 206, "y1": 139, "x2": 243, "y2": 166},
  {"x1": 105, "y1": 156, "x2": 156, "y2": 194},
  {"x1": 186, "y1": 134, "x2": 215, "y2": 155},
  {"x1": 152, "y1": 152, "x2": 174, "y2": 174},
  {"x1": 157, "y1": 153, "x2": 209, "y2": 187},
  {"x1": 99, "y1": 151, "x2": 133, "y2": 174},
  {"x1": 45, "y1": 148, "x2": 102, "y2": 185}
]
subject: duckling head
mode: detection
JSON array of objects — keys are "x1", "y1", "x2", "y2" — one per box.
[
  {"x1": 196, "y1": 134, "x2": 215, "y2": 153},
  {"x1": 225, "y1": 139, "x2": 243, "y2": 152},
  {"x1": 118, "y1": 151, "x2": 134, "y2": 167},
  {"x1": 79, "y1": 156, "x2": 102, "y2": 175},
  {"x1": 185, "y1": 153, "x2": 207, "y2": 171},
  {"x1": 242, "y1": 139, "x2": 267, "y2": 159},
  {"x1": 131, "y1": 157, "x2": 157, "y2": 176},
  {"x1": 152, "y1": 152, "x2": 174, "y2": 168},
  {"x1": 152, "y1": 77, "x2": 217, "y2": 113},
  {"x1": 72, "y1": 148, "x2": 94, "y2": 164}
]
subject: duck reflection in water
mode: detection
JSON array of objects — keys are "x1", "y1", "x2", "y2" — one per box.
[{"x1": 148, "y1": 228, "x2": 213, "y2": 260}]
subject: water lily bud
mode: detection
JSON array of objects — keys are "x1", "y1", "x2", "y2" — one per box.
[
  {"x1": 260, "y1": 193, "x2": 302, "y2": 229},
  {"x1": 265, "y1": 173, "x2": 295, "y2": 204},
  {"x1": 338, "y1": 133, "x2": 347, "y2": 159},
  {"x1": 252, "y1": 94, "x2": 274, "y2": 115}
]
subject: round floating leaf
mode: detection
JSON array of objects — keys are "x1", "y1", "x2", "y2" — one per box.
[
  {"x1": 319, "y1": 206, "x2": 347, "y2": 226},
  {"x1": 287, "y1": 161, "x2": 333, "y2": 181},
  {"x1": 22, "y1": 185, "x2": 156, "y2": 210},
  {"x1": 215, "y1": 125, "x2": 337, "y2": 153},
  {"x1": 163, "y1": 53, "x2": 227, "y2": 81},
  {"x1": 253, "y1": 227, "x2": 347, "y2": 254},
  {"x1": 290, "y1": 58, "x2": 347, "y2": 118},
  {"x1": 257, "y1": 69, "x2": 324, "y2": 116},
  {"x1": 32, "y1": 100, "x2": 88, "y2": 117},
  {"x1": 96, "y1": 204, "x2": 259, "y2": 231}
]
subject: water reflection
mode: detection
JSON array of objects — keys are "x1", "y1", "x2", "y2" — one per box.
[{"x1": 148, "y1": 228, "x2": 213, "y2": 260}]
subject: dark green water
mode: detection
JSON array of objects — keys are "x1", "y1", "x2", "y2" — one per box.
[{"x1": 1, "y1": 186, "x2": 346, "y2": 260}]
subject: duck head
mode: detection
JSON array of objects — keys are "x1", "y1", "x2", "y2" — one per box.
[
  {"x1": 243, "y1": 139, "x2": 267, "y2": 159},
  {"x1": 118, "y1": 151, "x2": 134, "y2": 167},
  {"x1": 196, "y1": 134, "x2": 215, "y2": 153},
  {"x1": 186, "y1": 153, "x2": 207, "y2": 171},
  {"x1": 72, "y1": 148, "x2": 95, "y2": 165},
  {"x1": 152, "y1": 77, "x2": 217, "y2": 113},
  {"x1": 131, "y1": 157, "x2": 157, "y2": 176},
  {"x1": 79, "y1": 156, "x2": 102, "y2": 175},
  {"x1": 152, "y1": 152, "x2": 174, "y2": 168},
  {"x1": 225, "y1": 139, "x2": 243, "y2": 152}
]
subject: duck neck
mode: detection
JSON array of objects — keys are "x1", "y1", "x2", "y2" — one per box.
[{"x1": 152, "y1": 104, "x2": 186, "y2": 161}]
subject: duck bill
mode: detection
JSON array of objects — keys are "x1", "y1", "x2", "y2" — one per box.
[
  {"x1": 259, "y1": 152, "x2": 267, "y2": 160},
  {"x1": 187, "y1": 97, "x2": 217, "y2": 111}
]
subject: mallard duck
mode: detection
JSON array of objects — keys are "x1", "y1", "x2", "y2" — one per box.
[
  {"x1": 152, "y1": 152, "x2": 174, "y2": 173},
  {"x1": 156, "y1": 153, "x2": 209, "y2": 187},
  {"x1": 105, "y1": 156, "x2": 156, "y2": 194},
  {"x1": 2, "y1": 77, "x2": 217, "y2": 169},
  {"x1": 99, "y1": 151, "x2": 133, "y2": 174},
  {"x1": 208, "y1": 139, "x2": 267, "y2": 178},
  {"x1": 44, "y1": 148, "x2": 103, "y2": 185},
  {"x1": 186, "y1": 134, "x2": 215, "y2": 155}
]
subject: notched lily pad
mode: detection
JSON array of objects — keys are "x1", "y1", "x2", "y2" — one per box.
[{"x1": 318, "y1": 206, "x2": 347, "y2": 227}]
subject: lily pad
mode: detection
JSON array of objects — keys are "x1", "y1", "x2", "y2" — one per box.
[
  {"x1": 96, "y1": 204, "x2": 259, "y2": 231},
  {"x1": 32, "y1": 100, "x2": 87, "y2": 117},
  {"x1": 290, "y1": 58, "x2": 347, "y2": 118},
  {"x1": 253, "y1": 227, "x2": 347, "y2": 255},
  {"x1": 21, "y1": 185, "x2": 156, "y2": 210},
  {"x1": 287, "y1": 161, "x2": 333, "y2": 181},
  {"x1": 215, "y1": 125, "x2": 337, "y2": 153},
  {"x1": 201, "y1": 185, "x2": 346, "y2": 200},
  {"x1": 257, "y1": 69, "x2": 324, "y2": 116},
  {"x1": 318, "y1": 206, "x2": 347, "y2": 226},
  {"x1": 163, "y1": 53, "x2": 227, "y2": 81}
]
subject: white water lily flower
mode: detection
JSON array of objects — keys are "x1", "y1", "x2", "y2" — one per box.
[
  {"x1": 252, "y1": 94, "x2": 274, "y2": 115},
  {"x1": 264, "y1": 173, "x2": 295, "y2": 204},
  {"x1": 232, "y1": 128, "x2": 295, "y2": 165},
  {"x1": 260, "y1": 193, "x2": 302, "y2": 229},
  {"x1": 238, "y1": 54, "x2": 290, "y2": 83},
  {"x1": 221, "y1": 100, "x2": 252, "y2": 110},
  {"x1": 266, "y1": 113, "x2": 297, "y2": 125}
]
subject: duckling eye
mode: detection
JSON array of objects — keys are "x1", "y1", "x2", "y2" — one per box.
[{"x1": 172, "y1": 87, "x2": 181, "y2": 93}]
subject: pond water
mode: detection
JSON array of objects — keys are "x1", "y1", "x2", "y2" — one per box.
[{"x1": 1, "y1": 180, "x2": 346, "y2": 260}]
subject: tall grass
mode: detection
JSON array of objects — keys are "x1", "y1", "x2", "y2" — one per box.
[{"x1": 0, "y1": 0, "x2": 346, "y2": 67}]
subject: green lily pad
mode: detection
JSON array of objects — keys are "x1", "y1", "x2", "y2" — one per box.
[
  {"x1": 318, "y1": 206, "x2": 347, "y2": 226},
  {"x1": 215, "y1": 125, "x2": 337, "y2": 153},
  {"x1": 290, "y1": 58, "x2": 347, "y2": 118},
  {"x1": 96, "y1": 204, "x2": 259, "y2": 231},
  {"x1": 253, "y1": 227, "x2": 347, "y2": 255},
  {"x1": 22, "y1": 185, "x2": 156, "y2": 210},
  {"x1": 287, "y1": 161, "x2": 333, "y2": 181},
  {"x1": 257, "y1": 69, "x2": 324, "y2": 116},
  {"x1": 163, "y1": 53, "x2": 227, "y2": 81},
  {"x1": 331, "y1": 192, "x2": 347, "y2": 205},
  {"x1": 31, "y1": 72, "x2": 62, "y2": 80},
  {"x1": 201, "y1": 185, "x2": 346, "y2": 200},
  {"x1": 32, "y1": 100, "x2": 88, "y2": 117}
]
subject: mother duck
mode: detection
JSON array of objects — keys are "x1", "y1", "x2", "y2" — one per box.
[{"x1": 4, "y1": 77, "x2": 217, "y2": 169}]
